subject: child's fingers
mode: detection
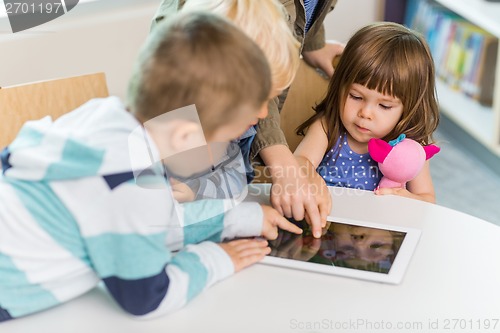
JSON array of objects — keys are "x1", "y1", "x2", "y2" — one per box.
[
  {"x1": 234, "y1": 251, "x2": 270, "y2": 272},
  {"x1": 236, "y1": 245, "x2": 271, "y2": 259},
  {"x1": 220, "y1": 239, "x2": 271, "y2": 272},
  {"x1": 374, "y1": 187, "x2": 393, "y2": 196},
  {"x1": 172, "y1": 191, "x2": 193, "y2": 203},
  {"x1": 225, "y1": 238, "x2": 268, "y2": 252},
  {"x1": 374, "y1": 187, "x2": 410, "y2": 198},
  {"x1": 275, "y1": 215, "x2": 303, "y2": 235},
  {"x1": 168, "y1": 177, "x2": 180, "y2": 185},
  {"x1": 260, "y1": 205, "x2": 302, "y2": 240}
]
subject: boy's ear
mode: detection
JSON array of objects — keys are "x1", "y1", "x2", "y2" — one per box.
[{"x1": 169, "y1": 120, "x2": 206, "y2": 153}]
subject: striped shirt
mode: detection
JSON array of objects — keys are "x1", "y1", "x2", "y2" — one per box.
[
  {"x1": 0, "y1": 97, "x2": 263, "y2": 321},
  {"x1": 304, "y1": 0, "x2": 320, "y2": 33}
]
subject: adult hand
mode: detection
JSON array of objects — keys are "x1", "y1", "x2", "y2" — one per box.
[
  {"x1": 260, "y1": 145, "x2": 326, "y2": 239},
  {"x1": 302, "y1": 40, "x2": 345, "y2": 78},
  {"x1": 271, "y1": 162, "x2": 324, "y2": 238},
  {"x1": 295, "y1": 156, "x2": 332, "y2": 229}
]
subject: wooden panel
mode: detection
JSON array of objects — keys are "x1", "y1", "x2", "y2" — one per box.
[
  {"x1": 252, "y1": 60, "x2": 329, "y2": 184},
  {"x1": 0, "y1": 73, "x2": 109, "y2": 147},
  {"x1": 280, "y1": 60, "x2": 329, "y2": 152}
]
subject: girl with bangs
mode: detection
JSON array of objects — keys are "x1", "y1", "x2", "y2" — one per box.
[{"x1": 295, "y1": 22, "x2": 440, "y2": 203}]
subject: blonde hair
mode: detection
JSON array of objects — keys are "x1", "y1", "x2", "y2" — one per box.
[
  {"x1": 127, "y1": 11, "x2": 271, "y2": 138},
  {"x1": 182, "y1": 0, "x2": 300, "y2": 92},
  {"x1": 298, "y1": 22, "x2": 439, "y2": 150}
]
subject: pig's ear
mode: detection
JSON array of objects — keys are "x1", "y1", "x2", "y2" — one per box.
[
  {"x1": 424, "y1": 144, "x2": 440, "y2": 160},
  {"x1": 368, "y1": 138, "x2": 392, "y2": 163}
]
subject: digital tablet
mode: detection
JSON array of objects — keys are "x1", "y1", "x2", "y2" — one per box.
[{"x1": 261, "y1": 216, "x2": 421, "y2": 284}]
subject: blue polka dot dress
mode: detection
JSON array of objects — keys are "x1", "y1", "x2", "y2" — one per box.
[{"x1": 317, "y1": 134, "x2": 381, "y2": 191}]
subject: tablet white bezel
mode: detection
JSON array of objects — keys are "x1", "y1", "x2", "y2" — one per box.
[{"x1": 260, "y1": 216, "x2": 421, "y2": 284}]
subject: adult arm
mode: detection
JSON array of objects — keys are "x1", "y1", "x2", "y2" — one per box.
[
  {"x1": 301, "y1": 1, "x2": 344, "y2": 78},
  {"x1": 294, "y1": 118, "x2": 332, "y2": 225}
]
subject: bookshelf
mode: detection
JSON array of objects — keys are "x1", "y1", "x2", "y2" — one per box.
[{"x1": 407, "y1": 0, "x2": 500, "y2": 156}]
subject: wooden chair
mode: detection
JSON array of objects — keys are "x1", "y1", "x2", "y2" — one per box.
[
  {"x1": 252, "y1": 60, "x2": 329, "y2": 183},
  {"x1": 280, "y1": 59, "x2": 330, "y2": 153},
  {"x1": 0, "y1": 73, "x2": 109, "y2": 148}
]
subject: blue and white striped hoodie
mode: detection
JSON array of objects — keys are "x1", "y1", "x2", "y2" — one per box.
[{"x1": 0, "y1": 97, "x2": 263, "y2": 322}]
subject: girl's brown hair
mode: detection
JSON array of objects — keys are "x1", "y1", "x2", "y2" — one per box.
[
  {"x1": 297, "y1": 22, "x2": 439, "y2": 151},
  {"x1": 127, "y1": 11, "x2": 271, "y2": 138}
]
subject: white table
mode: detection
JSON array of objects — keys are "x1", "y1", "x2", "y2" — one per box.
[{"x1": 3, "y1": 185, "x2": 500, "y2": 333}]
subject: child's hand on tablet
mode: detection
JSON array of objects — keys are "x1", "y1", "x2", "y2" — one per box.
[
  {"x1": 218, "y1": 238, "x2": 271, "y2": 272},
  {"x1": 260, "y1": 205, "x2": 303, "y2": 240}
]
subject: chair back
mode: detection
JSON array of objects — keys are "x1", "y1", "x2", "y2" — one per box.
[
  {"x1": 280, "y1": 60, "x2": 329, "y2": 152},
  {"x1": 252, "y1": 61, "x2": 329, "y2": 183},
  {"x1": 0, "y1": 72, "x2": 109, "y2": 148}
]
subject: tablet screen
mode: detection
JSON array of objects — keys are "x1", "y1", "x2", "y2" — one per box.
[{"x1": 268, "y1": 219, "x2": 407, "y2": 274}]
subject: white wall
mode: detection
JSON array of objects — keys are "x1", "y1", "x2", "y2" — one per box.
[
  {"x1": 324, "y1": 0, "x2": 385, "y2": 43},
  {"x1": 0, "y1": 0, "x2": 159, "y2": 99},
  {"x1": 0, "y1": 0, "x2": 384, "y2": 99}
]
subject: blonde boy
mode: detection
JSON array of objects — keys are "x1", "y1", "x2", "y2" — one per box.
[
  {"x1": 157, "y1": 0, "x2": 301, "y2": 94},
  {"x1": 157, "y1": 0, "x2": 301, "y2": 202},
  {"x1": 0, "y1": 12, "x2": 300, "y2": 322}
]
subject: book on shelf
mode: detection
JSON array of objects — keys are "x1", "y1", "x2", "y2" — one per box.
[
  {"x1": 404, "y1": 0, "x2": 498, "y2": 107},
  {"x1": 444, "y1": 19, "x2": 467, "y2": 89},
  {"x1": 467, "y1": 35, "x2": 497, "y2": 106},
  {"x1": 433, "y1": 12, "x2": 461, "y2": 81}
]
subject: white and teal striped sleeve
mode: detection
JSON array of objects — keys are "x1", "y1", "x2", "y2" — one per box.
[
  {"x1": 53, "y1": 174, "x2": 261, "y2": 318},
  {"x1": 100, "y1": 240, "x2": 234, "y2": 318},
  {"x1": 166, "y1": 199, "x2": 263, "y2": 249}
]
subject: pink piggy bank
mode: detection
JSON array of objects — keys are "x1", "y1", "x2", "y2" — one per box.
[{"x1": 368, "y1": 134, "x2": 440, "y2": 189}]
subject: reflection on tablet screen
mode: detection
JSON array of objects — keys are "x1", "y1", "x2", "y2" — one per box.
[{"x1": 269, "y1": 219, "x2": 406, "y2": 274}]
